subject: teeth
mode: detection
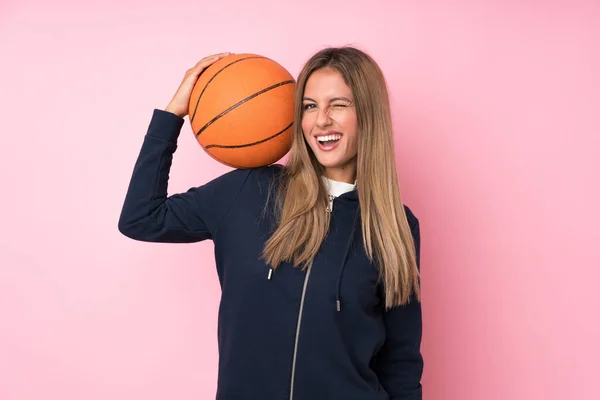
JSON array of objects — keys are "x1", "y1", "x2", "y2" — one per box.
[{"x1": 317, "y1": 134, "x2": 342, "y2": 142}]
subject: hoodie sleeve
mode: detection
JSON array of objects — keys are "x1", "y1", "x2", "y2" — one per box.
[
  {"x1": 373, "y1": 208, "x2": 424, "y2": 399},
  {"x1": 118, "y1": 109, "x2": 252, "y2": 243}
]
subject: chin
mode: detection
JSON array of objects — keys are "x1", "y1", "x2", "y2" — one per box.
[
  {"x1": 314, "y1": 155, "x2": 340, "y2": 168},
  {"x1": 309, "y1": 145, "x2": 355, "y2": 170},
  {"x1": 317, "y1": 158, "x2": 352, "y2": 171}
]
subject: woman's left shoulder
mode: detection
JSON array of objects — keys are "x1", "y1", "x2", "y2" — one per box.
[{"x1": 403, "y1": 204, "x2": 419, "y2": 226}]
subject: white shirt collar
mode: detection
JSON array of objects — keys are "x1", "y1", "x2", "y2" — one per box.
[{"x1": 322, "y1": 176, "x2": 356, "y2": 198}]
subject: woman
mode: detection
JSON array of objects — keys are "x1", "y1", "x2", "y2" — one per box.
[{"x1": 119, "y1": 46, "x2": 423, "y2": 400}]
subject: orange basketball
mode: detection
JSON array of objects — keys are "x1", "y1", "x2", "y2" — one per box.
[{"x1": 188, "y1": 53, "x2": 295, "y2": 169}]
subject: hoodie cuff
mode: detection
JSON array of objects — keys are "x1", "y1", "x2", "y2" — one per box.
[{"x1": 146, "y1": 109, "x2": 185, "y2": 143}]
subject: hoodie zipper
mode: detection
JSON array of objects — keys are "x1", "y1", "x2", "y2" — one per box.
[
  {"x1": 289, "y1": 195, "x2": 335, "y2": 399},
  {"x1": 326, "y1": 195, "x2": 335, "y2": 213},
  {"x1": 289, "y1": 267, "x2": 312, "y2": 400}
]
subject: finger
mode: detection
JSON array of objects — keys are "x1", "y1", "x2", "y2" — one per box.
[
  {"x1": 187, "y1": 58, "x2": 223, "y2": 78},
  {"x1": 194, "y1": 52, "x2": 231, "y2": 68},
  {"x1": 187, "y1": 60, "x2": 217, "y2": 78}
]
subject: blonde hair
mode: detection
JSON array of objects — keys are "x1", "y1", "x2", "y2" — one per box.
[{"x1": 263, "y1": 47, "x2": 420, "y2": 308}]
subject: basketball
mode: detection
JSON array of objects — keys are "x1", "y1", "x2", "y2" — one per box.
[{"x1": 188, "y1": 53, "x2": 295, "y2": 169}]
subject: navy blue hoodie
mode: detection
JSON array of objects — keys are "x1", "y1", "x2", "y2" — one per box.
[{"x1": 118, "y1": 109, "x2": 423, "y2": 400}]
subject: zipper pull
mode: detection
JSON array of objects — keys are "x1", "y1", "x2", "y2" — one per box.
[
  {"x1": 267, "y1": 268, "x2": 273, "y2": 280},
  {"x1": 326, "y1": 195, "x2": 335, "y2": 213}
]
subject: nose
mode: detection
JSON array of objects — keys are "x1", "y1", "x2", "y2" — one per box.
[{"x1": 315, "y1": 105, "x2": 332, "y2": 128}]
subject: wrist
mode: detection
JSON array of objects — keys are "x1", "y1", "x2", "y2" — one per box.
[{"x1": 164, "y1": 104, "x2": 185, "y2": 119}]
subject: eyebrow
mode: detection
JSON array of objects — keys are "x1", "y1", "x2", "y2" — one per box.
[{"x1": 302, "y1": 96, "x2": 353, "y2": 103}]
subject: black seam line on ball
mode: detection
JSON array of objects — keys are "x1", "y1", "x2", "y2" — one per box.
[
  {"x1": 195, "y1": 79, "x2": 295, "y2": 137},
  {"x1": 205, "y1": 121, "x2": 293, "y2": 149},
  {"x1": 190, "y1": 56, "x2": 266, "y2": 123}
]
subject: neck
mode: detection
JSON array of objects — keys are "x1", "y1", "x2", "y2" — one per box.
[{"x1": 323, "y1": 161, "x2": 357, "y2": 184}]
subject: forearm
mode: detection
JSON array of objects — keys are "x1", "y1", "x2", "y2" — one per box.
[{"x1": 118, "y1": 110, "x2": 209, "y2": 242}]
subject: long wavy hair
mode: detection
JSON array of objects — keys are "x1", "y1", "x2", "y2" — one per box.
[{"x1": 262, "y1": 46, "x2": 420, "y2": 308}]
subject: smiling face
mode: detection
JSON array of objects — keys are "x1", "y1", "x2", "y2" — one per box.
[{"x1": 301, "y1": 68, "x2": 358, "y2": 184}]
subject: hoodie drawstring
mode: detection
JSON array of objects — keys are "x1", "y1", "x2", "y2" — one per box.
[
  {"x1": 267, "y1": 199, "x2": 360, "y2": 313},
  {"x1": 335, "y1": 208, "x2": 360, "y2": 312}
]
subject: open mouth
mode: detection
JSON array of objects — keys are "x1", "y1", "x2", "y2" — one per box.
[{"x1": 315, "y1": 133, "x2": 342, "y2": 150}]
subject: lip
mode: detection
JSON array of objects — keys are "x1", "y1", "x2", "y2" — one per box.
[
  {"x1": 314, "y1": 130, "x2": 343, "y2": 138},
  {"x1": 314, "y1": 130, "x2": 343, "y2": 152}
]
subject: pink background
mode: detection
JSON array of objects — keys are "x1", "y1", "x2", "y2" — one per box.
[{"x1": 1, "y1": 0, "x2": 599, "y2": 399}]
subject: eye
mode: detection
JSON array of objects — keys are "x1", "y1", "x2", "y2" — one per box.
[
  {"x1": 331, "y1": 103, "x2": 347, "y2": 108},
  {"x1": 302, "y1": 103, "x2": 316, "y2": 110}
]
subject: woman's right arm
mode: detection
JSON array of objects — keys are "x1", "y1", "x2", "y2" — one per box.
[{"x1": 118, "y1": 52, "x2": 252, "y2": 243}]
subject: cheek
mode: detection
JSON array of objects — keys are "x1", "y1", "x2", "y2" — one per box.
[
  {"x1": 341, "y1": 115, "x2": 358, "y2": 144},
  {"x1": 301, "y1": 116, "x2": 312, "y2": 140}
]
